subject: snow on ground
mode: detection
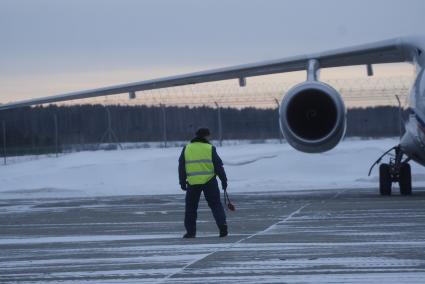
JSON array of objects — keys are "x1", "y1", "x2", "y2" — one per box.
[{"x1": 0, "y1": 138, "x2": 424, "y2": 198}]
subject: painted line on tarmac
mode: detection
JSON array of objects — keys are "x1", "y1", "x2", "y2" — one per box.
[
  {"x1": 157, "y1": 202, "x2": 310, "y2": 284},
  {"x1": 158, "y1": 186, "x2": 350, "y2": 283},
  {"x1": 237, "y1": 203, "x2": 310, "y2": 242},
  {"x1": 332, "y1": 188, "x2": 351, "y2": 199}
]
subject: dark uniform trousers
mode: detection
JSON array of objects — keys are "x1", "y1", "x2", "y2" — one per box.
[{"x1": 184, "y1": 177, "x2": 226, "y2": 235}]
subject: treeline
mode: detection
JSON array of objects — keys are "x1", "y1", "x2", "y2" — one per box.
[{"x1": 0, "y1": 104, "x2": 402, "y2": 155}]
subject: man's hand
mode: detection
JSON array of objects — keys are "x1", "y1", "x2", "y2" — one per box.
[
  {"x1": 180, "y1": 184, "x2": 187, "y2": 191},
  {"x1": 222, "y1": 181, "x2": 228, "y2": 191}
]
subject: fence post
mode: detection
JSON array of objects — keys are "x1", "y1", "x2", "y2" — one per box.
[
  {"x1": 106, "y1": 107, "x2": 112, "y2": 143},
  {"x1": 161, "y1": 104, "x2": 167, "y2": 148},
  {"x1": 53, "y1": 114, "x2": 59, "y2": 157},
  {"x1": 274, "y1": 98, "x2": 283, "y2": 144},
  {"x1": 214, "y1": 102, "x2": 223, "y2": 147},
  {"x1": 2, "y1": 120, "x2": 6, "y2": 165},
  {"x1": 98, "y1": 106, "x2": 123, "y2": 150},
  {"x1": 395, "y1": 95, "x2": 403, "y2": 139}
]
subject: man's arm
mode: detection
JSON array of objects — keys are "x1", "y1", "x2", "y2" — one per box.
[
  {"x1": 212, "y1": 146, "x2": 228, "y2": 190},
  {"x1": 178, "y1": 147, "x2": 187, "y2": 190}
]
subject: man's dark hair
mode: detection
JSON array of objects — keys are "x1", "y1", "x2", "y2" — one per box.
[{"x1": 195, "y1": 127, "x2": 210, "y2": 138}]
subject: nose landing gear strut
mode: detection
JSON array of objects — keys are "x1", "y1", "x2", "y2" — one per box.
[{"x1": 369, "y1": 145, "x2": 412, "y2": 196}]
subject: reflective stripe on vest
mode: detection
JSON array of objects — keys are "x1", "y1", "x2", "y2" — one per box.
[{"x1": 184, "y1": 142, "x2": 215, "y2": 185}]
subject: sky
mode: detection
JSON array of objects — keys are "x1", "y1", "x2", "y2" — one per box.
[{"x1": 0, "y1": 0, "x2": 424, "y2": 103}]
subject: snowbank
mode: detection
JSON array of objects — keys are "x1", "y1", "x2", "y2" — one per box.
[{"x1": 0, "y1": 138, "x2": 423, "y2": 199}]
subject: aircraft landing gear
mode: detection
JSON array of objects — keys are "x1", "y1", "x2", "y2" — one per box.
[
  {"x1": 369, "y1": 145, "x2": 412, "y2": 196},
  {"x1": 379, "y1": 163, "x2": 392, "y2": 195}
]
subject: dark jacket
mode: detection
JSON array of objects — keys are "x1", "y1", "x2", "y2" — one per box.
[{"x1": 178, "y1": 137, "x2": 227, "y2": 188}]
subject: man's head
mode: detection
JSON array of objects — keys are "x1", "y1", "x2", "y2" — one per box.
[{"x1": 195, "y1": 127, "x2": 210, "y2": 139}]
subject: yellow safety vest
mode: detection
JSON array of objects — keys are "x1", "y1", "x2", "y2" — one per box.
[{"x1": 184, "y1": 142, "x2": 215, "y2": 185}]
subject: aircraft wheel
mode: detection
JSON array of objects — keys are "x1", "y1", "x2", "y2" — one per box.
[
  {"x1": 379, "y1": 163, "x2": 392, "y2": 196},
  {"x1": 399, "y1": 163, "x2": 412, "y2": 195}
]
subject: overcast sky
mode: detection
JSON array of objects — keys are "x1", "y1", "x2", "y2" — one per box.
[{"x1": 1, "y1": 0, "x2": 424, "y2": 102}]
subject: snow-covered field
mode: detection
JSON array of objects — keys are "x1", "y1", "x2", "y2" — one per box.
[{"x1": 0, "y1": 138, "x2": 423, "y2": 199}]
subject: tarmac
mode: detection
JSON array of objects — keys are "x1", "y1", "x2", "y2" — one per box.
[{"x1": 1, "y1": 187, "x2": 425, "y2": 283}]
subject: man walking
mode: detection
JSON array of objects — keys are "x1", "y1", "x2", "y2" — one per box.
[{"x1": 178, "y1": 127, "x2": 228, "y2": 238}]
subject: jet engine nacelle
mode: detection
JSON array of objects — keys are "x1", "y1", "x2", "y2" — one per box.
[{"x1": 279, "y1": 81, "x2": 346, "y2": 153}]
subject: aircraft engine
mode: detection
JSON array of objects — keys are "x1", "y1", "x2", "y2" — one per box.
[{"x1": 279, "y1": 81, "x2": 346, "y2": 153}]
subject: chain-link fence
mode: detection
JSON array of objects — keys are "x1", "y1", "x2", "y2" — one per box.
[{"x1": 0, "y1": 76, "x2": 413, "y2": 164}]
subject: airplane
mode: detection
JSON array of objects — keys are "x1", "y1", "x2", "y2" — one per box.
[{"x1": 1, "y1": 36, "x2": 424, "y2": 196}]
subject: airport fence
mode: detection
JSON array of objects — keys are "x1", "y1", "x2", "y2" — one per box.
[{"x1": 0, "y1": 76, "x2": 412, "y2": 164}]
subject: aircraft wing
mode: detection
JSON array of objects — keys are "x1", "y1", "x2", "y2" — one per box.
[{"x1": 0, "y1": 37, "x2": 419, "y2": 110}]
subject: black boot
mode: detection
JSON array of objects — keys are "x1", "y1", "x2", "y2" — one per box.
[
  {"x1": 219, "y1": 224, "x2": 228, "y2": 237},
  {"x1": 183, "y1": 232, "x2": 196, "y2": 238}
]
